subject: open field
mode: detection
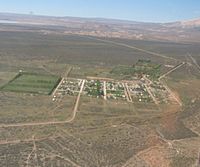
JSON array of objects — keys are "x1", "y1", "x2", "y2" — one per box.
[
  {"x1": 1, "y1": 72, "x2": 61, "y2": 95},
  {"x1": 0, "y1": 31, "x2": 199, "y2": 166}
]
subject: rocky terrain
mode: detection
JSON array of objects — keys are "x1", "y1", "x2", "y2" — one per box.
[{"x1": 0, "y1": 13, "x2": 200, "y2": 43}]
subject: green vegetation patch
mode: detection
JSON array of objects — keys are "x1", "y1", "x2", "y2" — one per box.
[
  {"x1": 111, "y1": 59, "x2": 161, "y2": 79},
  {"x1": 85, "y1": 80, "x2": 104, "y2": 97},
  {"x1": 0, "y1": 72, "x2": 61, "y2": 95}
]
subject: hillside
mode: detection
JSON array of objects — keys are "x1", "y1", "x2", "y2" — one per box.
[{"x1": 0, "y1": 13, "x2": 200, "y2": 43}]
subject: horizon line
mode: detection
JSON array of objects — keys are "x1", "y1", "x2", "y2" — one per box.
[{"x1": 0, "y1": 11, "x2": 199, "y2": 24}]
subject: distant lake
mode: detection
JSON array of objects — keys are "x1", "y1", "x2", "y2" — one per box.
[{"x1": 0, "y1": 20, "x2": 18, "y2": 24}]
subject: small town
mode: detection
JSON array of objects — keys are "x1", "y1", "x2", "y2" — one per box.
[{"x1": 52, "y1": 75, "x2": 180, "y2": 106}]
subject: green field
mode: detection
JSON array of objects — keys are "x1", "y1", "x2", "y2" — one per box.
[
  {"x1": 111, "y1": 59, "x2": 161, "y2": 80},
  {"x1": 0, "y1": 72, "x2": 61, "y2": 95}
]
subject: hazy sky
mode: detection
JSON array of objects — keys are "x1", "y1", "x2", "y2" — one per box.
[{"x1": 0, "y1": 0, "x2": 200, "y2": 22}]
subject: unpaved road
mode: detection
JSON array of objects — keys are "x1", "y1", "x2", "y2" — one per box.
[
  {"x1": 157, "y1": 62, "x2": 184, "y2": 106},
  {"x1": 52, "y1": 66, "x2": 72, "y2": 96},
  {"x1": 103, "y1": 81, "x2": 107, "y2": 100},
  {"x1": 144, "y1": 84, "x2": 159, "y2": 105},
  {"x1": 161, "y1": 80, "x2": 182, "y2": 106},
  {"x1": 188, "y1": 54, "x2": 200, "y2": 72},
  {"x1": 159, "y1": 62, "x2": 185, "y2": 80},
  {"x1": 88, "y1": 37, "x2": 179, "y2": 62},
  {"x1": 123, "y1": 83, "x2": 132, "y2": 102},
  {"x1": 52, "y1": 77, "x2": 64, "y2": 97},
  {"x1": 0, "y1": 79, "x2": 86, "y2": 128},
  {"x1": 71, "y1": 79, "x2": 86, "y2": 120}
]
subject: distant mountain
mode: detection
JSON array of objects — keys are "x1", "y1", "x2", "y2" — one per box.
[
  {"x1": 163, "y1": 18, "x2": 200, "y2": 28},
  {"x1": 180, "y1": 18, "x2": 200, "y2": 27},
  {"x1": 0, "y1": 13, "x2": 200, "y2": 43}
]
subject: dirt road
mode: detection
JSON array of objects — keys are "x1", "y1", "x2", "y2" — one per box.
[
  {"x1": 103, "y1": 81, "x2": 107, "y2": 100},
  {"x1": 188, "y1": 54, "x2": 200, "y2": 72},
  {"x1": 144, "y1": 84, "x2": 159, "y2": 105},
  {"x1": 0, "y1": 79, "x2": 86, "y2": 128},
  {"x1": 71, "y1": 79, "x2": 86, "y2": 120},
  {"x1": 52, "y1": 77, "x2": 64, "y2": 97},
  {"x1": 52, "y1": 66, "x2": 72, "y2": 96},
  {"x1": 161, "y1": 81, "x2": 182, "y2": 106},
  {"x1": 87, "y1": 76, "x2": 114, "y2": 81},
  {"x1": 123, "y1": 83, "x2": 132, "y2": 102},
  {"x1": 159, "y1": 62, "x2": 185, "y2": 80},
  {"x1": 88, "y1": 37, "x2": 179, "y2": 62}
]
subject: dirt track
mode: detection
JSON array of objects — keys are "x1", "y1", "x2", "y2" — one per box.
[
  {"x1": 159, "y1": 62, "x2": 185, "y2": 80},
  {"x1": 88, "y1": 37, "x2": 179, "y2": 62},
  {"x1": 0, "y1": 79, "x2": 86, "y2": 128},
  {"x1": 188, "y1": 54, "x2": 200, "y2": 72}
]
